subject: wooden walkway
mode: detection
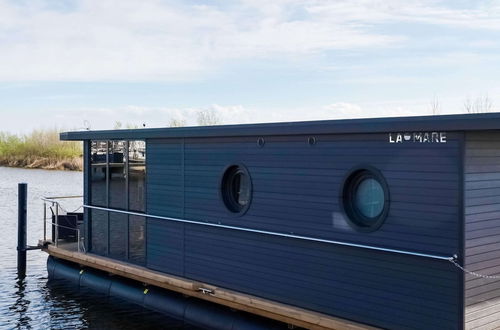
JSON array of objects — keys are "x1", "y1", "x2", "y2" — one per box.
[{"x1": 43, "y1": 244, "x2": 378, "y2": 330}]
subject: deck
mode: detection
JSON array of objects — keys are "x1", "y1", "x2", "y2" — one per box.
[{"x1": 42, "y1": 243, "x2": 378, "y2": 330}]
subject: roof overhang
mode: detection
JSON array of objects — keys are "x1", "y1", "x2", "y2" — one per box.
[{"x1": 60, "y1": 112, "x2": 500, "y2": 141}]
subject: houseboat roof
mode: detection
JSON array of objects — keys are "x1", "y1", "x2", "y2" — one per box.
[{"x1": 60, "y1": 112, "x2": 500, "y2": 140}]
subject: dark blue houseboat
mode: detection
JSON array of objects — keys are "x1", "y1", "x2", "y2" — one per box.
[{"x1": 43, "y1": 112, "x2": 500, "y2": 329}]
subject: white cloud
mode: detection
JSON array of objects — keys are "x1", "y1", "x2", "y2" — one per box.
[
  {"x1": 4, "y1": 0, "x2": 499, "y2": 81},
  {"x1": 45, "y1": 101, "x2": 429, "y2": 132},
  {"x1": 322, "y1": 102, "x2": 426, "y2": 119},
  {"x1": 311, "y1": 1, "x2": 500, "y2": 30},
  {"x1": 9, "y1": 93, "x2": 499, "y2": 134},
  {"x1": 48, "y1": 104, "x2": 252, "y2": 130}
]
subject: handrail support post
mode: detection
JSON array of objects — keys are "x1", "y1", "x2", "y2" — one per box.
[
  {"x1": 55, "y1": 202, "x2": 59, "y2": 247},
  {"x1": 43, "y1": 202, "x2": 47, "y2": 242}
]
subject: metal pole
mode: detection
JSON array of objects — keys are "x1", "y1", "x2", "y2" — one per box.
[
  {"x1": 43, "y1": 202, "x2": 46, "y2": 242},
  {"x1": 84, "y1": 204, "x2": 455, "y2": 262},
  {"x1": 17, "y1": 183, "x2": 27, "y2": 278},
  {"x1": 55, "y1": 202, "x2": 59, "y2": 247},
  {"x1": 77, "y1": 229, "x2": 80, "y2": 253}
]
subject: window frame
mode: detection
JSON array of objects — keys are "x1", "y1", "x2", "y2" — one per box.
[
  {"x1": 88, "y1": 139, "x2": 147, "y2": 265},
  {"x1": 108, "y1": 140, "x2": 128, "y2": 210},
  {"x1": 128, "y1": 140, "x2": 147, "y2": 213},
  {"x1": 219, "y1": 164, "x2": 253, "y2": 216},
  {"x1": 89, "y1": 140, "x2": 109, "y2": 207},
  {"x1": 341, "y1": 165, "x2": 390, "y2": 233},
  {"x1": 89, "y1": 140, "x2": 147, "y2": 213}
]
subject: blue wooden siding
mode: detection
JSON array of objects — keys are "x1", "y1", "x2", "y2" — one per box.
[
  {"x1": 146, "y1": 133, "x2": 463, "y2": 329},
  {"x1": 146, "y1": 139, "x2": 184, "y2": 276},
  {"x1": 465, "y1": 132, "x2": 500, "y2": 329},
  {"x1": 184, "y1": 226, "x2": 458, "y2": 329}
]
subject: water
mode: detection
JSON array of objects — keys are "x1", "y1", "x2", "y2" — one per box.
[{"x1": 0, "y1": 167, "x2": 195, "y2": 329}]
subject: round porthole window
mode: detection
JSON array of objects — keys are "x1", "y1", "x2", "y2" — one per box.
[
  {"x1": 342, "y1": 167, "x2": 389, "y2": 232},
  {"x1": 220, "y1": 165, "x2": 252, "y2": 215}
]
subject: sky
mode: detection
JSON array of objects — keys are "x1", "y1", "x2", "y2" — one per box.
[{"x1": 0, "y1": 0, "x2": 499, "y2": 132}]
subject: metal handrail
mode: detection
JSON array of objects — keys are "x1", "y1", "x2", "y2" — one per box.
[
  {"x1": 83, "y1": 204, "x2": 455, "y2": 261},
  {"x1": 42, "y1": 196, "x2": 83, "y2": 250},
  {"x1": 42, "y1": 219, "x2": 85, "y2": 253},
  {"x1": 42, "y1": 195, "x2": 84, "y2": 200}
]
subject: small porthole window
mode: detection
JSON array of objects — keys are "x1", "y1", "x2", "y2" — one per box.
[
  {"x1": 342, "y1": 167, "x2": 389, "y2": 232},
  {"x1": 220, "y1": 165, "x2": 252, "y2": 215}
]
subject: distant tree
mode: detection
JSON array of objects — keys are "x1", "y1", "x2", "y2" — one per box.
[
  {"x1": 196, "y1": 109, "x2": 221, "y2": 126},
  {"x1": 475, "y1": 94, "x2": 493, "y2": 113},
  {"x1": 430, "y1": 95, "x2": 440, "y2": 115},
  {"x1": 114, "y1": 122, "x2": 139, "y2": 129},
  {"x1": 125, "y1": 123, "x2": 140, "y2": 129},
  {"x1": 464, "y1": 94, "x2": 493, "y2": 113},
  {"x1": 464, "y1": 97, "x2": 473, "y2": 113},
  {"x1": 169, "y1": 118, "x2": 186, "y2": 127}
]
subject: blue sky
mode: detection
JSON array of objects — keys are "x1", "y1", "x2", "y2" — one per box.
[{"x1": 0, "y1": 0, "x2": 499, "y2": 132}]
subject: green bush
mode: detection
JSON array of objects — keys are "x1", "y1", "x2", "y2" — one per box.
[
  {"x1": 0, "y1": 129, "x2": 81, "y2": 159},
  {"x1": 0, "y1": 129, "x2": 82, "y2": 170}
]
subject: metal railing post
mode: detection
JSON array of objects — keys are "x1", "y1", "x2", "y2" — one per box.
[
  {"x1": 43, "y1": 202, "x2": 47, "y2": 242},
  {"x1": 55, "y1": 202, "x2": 59, "y2": 247},
  {"x1": 77, "y1": 229, "x2": 81, "y2": 253},
  {"x1": 41, "y1": 196, "x2": 84, "y2": 252}
]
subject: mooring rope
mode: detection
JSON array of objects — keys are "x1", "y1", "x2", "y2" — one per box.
[
  {"x1": 56, "y1": 204, "x2": 83, "y2": 214},
  {"x1": 450, "y1": 258, "x2": 500, "y2": 279}
]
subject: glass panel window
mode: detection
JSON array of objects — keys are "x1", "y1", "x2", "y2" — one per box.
[
  {"x1": 90, "y1": 141, "x2": 108, "y2": 206},
  {"x1": 221, "y1": 165, "x2": 252, "y2": 215},
  {"x1": 109, "y1": 141, "x2": 127, "y2": 209},
  {"x1": 109, "y1": 213, "x2": 127, "y2": 260},
  {"x1": 354, "y1": 178, "x2": 385, "y2": 219},
  {"x1": 342, "y1": 167, "x2": 389, "y2": 232},
  {"x1": 90, "y1": 209, "x2": 108, "y2": 255},
  {"x1": 128, "y1": 215, "x2": 146, "y2": 265},
  {"x1": 232, "y1": 169, "x2": 250, "y2": 207},
  {"x1": 128, "y1": 141, "x2": 146, "y2": 212},
  {"x1": 88, "y1": 140, "x2": 146, "y2": 263}
]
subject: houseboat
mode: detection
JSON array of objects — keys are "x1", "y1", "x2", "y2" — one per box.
[{"x1": 43, "y1": 112, "x2": 500, "y2": 329}]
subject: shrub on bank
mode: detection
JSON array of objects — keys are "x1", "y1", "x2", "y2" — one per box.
[{"x1": 0, "y1": 129, "x2": 82, "y2": 171}]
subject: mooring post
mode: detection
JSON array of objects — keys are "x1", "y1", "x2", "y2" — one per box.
[{"x1": 17, "y1": 183, "x2": 27, "y2": 278}]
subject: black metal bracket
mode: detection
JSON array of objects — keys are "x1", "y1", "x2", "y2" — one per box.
[{"x1": 17, "y1": 245, "x2": 43, "y2": 252}]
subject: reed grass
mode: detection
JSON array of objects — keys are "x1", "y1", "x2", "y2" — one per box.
[{"x1": 0, "y1": 129, "x2": 82, "y2": 171}]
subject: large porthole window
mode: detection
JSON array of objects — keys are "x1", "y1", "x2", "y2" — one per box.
[
  {"x1": 342, "y1": 166, "x2": 389, "y2": 232},
  {"x1": 220, "y1": 165, "x2": 252, "y2": 215}
]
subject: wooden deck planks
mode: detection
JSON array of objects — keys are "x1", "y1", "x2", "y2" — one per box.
[{"x1": 43, "y1": 245, "x2": 377, "y2": 330}]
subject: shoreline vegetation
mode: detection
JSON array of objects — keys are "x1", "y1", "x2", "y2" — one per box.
[
  {"x1": 0, "y1": 130, "x2": 82, "y2": 171},
  {"x1": 0, "y1": 110, "x2": 224, "y2": 172}
]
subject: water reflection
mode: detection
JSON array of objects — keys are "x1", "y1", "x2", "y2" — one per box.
[
  {"x1": 0, "y1": 167, "x2": 195, "y2": 329},
  {"x1": 45, "y1": 280, "x2": 195, "y2": 330},
  {"x1": 10, "y1": 278, "x2": 32, "y2": 329}
]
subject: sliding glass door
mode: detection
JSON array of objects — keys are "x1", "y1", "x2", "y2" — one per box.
[{"x1": 89, "y1": 140, "x2": 146, "y2": 265}]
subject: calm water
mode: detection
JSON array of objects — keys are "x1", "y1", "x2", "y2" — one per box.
[{"x1": 0, "y1": 167, "x2": 195, "y2": 330}]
